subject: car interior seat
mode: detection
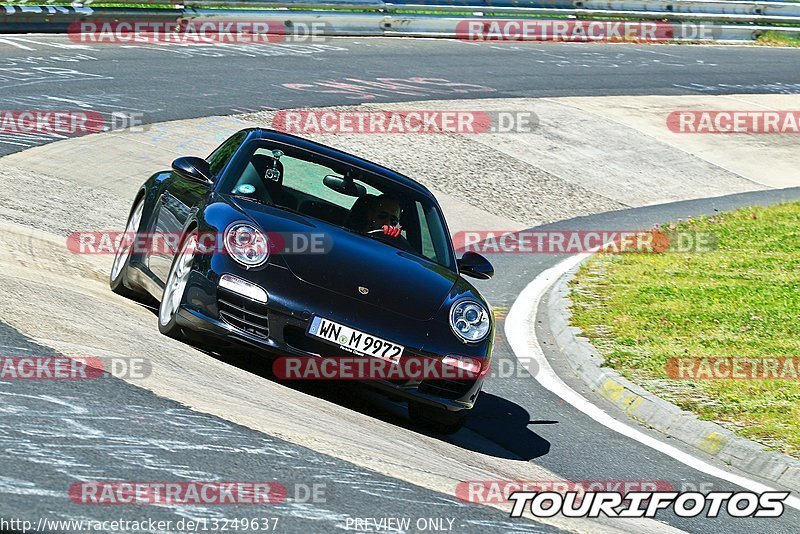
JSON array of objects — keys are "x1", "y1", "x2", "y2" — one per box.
[{"x1": 344, "y1": 194, "x2": 378, "y2": 232}]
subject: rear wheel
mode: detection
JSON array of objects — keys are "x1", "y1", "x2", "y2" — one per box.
[
  {"x1": 158, "y1": 232, "x2": 198, "y2": 340},
  {"x1": 110, "y1": 199, "x2": 151, "y2": 303},
  {"x1": 409, "y1": 402, "x2": 467, "y2": 435}
]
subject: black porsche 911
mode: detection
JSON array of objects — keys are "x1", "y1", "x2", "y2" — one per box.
[{"x1": 109, "y1": 128, "x2": 495, "y2": 433}]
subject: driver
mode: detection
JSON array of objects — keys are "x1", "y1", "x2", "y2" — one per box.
[{"x1": 364, "y1": 194, "x2": 402, "y2": 238}]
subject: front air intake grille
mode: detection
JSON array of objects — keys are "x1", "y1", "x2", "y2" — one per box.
[
  {"x1": 217, "y1": 287, "x2": 269, "y2": 339},
  {"x1": 418, "y1": 378, "x2": 476, "y2": 400}
]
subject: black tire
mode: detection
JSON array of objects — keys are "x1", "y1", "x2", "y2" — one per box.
[
  {"x1": 157, "y1": 231, "x2": 198, "y2": 340},
  {"x1": 110, "y1": 198, "x2": 152, "y2": 304},
  {"x1": 408, "y1": 402, "x2": 468, "y2": 435}
]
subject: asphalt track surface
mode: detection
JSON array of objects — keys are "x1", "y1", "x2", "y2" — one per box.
[
  {"x1": 2, "y1": 36, "x2": 800, "y2": 156},
  {"x1": 1, "y1": 35, "x2": 800, "y2": 533}
]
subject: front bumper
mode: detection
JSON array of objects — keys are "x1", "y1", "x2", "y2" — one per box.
[{"x1": 176, "y1": 303, "x2": 483, "y2": 412}]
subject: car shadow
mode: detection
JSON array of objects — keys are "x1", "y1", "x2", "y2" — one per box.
[
  {"x1": 186, "y1": 340, "x2": 551, "y2": 461},
  {"x1": 460, "y1": 393, "x2": 552, "y2": 460}
]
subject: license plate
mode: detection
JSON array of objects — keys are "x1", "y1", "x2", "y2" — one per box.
[{"x1": 308, "y1": 316, "x2": 404, "y2": 363}]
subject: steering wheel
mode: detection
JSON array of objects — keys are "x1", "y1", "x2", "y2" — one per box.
[{"x1": 367, "y1": 229, "x2": 418, "y2": 254}]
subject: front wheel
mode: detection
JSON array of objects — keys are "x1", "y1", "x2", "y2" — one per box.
[
  {"x1": 158, "y1": 232, "x2": 198, "y2": 339},
  {"x1": 409, "y1": 402, "x2": 467, "y2": 435}
]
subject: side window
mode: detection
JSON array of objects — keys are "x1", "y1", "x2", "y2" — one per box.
[{"x1": 207, "y1": 132, "x2": 247, "y2": 179}]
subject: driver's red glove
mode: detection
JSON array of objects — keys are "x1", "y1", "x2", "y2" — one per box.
[{"x1": 382, "y1": 225, "x2": 402, "y2": 238}]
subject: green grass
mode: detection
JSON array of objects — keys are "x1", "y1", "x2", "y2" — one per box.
[
  {"x1": 569, "y1": 202, "x2": 800, "y2": 457},
  {"x1": 757, "y1": 30, "x2": 800, "y2": 47}
]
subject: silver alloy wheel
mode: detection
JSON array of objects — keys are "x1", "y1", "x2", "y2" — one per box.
[
  {"x1": 159, "y1": 233, "x2": 198, "y2": 327},
  {"x1": 110, "y1": 200, "x2": 144, "y2": 282}
]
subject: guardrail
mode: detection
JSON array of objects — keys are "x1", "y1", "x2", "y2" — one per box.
[
  {"x1": 10, "y1": 0, "x2": 800, "y2": 18},
  {"x1": 18, "y1": 0, "x2": 800, "y2": 17},
  {"x1": 389, "y1": 0, "x2": 800, "y2": 17},
  {"x1": 2, "y1": 1, "x2": 800, "y2": 41},
  {"x1": 178, "y1": 4, "x2": 800, "y2": 24}
]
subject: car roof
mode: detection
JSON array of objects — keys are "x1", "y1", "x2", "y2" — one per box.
[{"x1": 246, "y1": 128, "x2": 437, "y2": 200}]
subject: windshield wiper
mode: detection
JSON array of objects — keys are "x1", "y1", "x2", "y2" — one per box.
[
  {"x1": 230, "y1": 195, "x2": 309, "y2": 217},
  {"x1": 231, "y1": 194, "x2": 269, "y2": 205},
  {"x1": 271, "y1": 204, "x2": 306, "y2": 217}
]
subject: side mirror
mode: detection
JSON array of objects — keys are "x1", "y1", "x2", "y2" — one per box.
[
  {"x1": 457, "y1": 251, "x2": 494, "y2": 280},
  {"x1": 172, "y1": 156, "x2": 212, "y2": 185}
]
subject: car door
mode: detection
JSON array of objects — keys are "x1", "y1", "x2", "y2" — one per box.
[
  {"x1": 148, "y1": 132, "x2": 247, "y2": 283},
  {"x1": 147, "y1": 174, "x2": 209, "y2": 283}
]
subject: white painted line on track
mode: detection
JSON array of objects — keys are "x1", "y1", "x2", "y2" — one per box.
[
  {"x1": 504, "y1": 252, "x2": 800, "y2": 511},
  {"x1": 0, "y1": 36, "x2": 90, "y2": 50},
  {"x1": 0, "y1": 38, "x2": 36, "y2": 51}
]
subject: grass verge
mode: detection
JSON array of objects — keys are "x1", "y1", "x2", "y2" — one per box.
[
  {"x1": 569, "y1": 202, "x2": 800, "y2": 457},
  {"x1": 757, "y1": 30, "x2": 800, "y2": 47}
]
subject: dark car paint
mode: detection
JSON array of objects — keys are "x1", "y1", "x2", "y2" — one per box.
[
  {"x1": 120, "y1": 129, "x2": 493, "y2": 412},
  {"x1": 226, "y1": 196, "x2": 458, "y2": 321}
]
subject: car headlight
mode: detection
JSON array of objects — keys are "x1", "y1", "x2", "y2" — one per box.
[
  {"x1": 223, "y1": 222, "x2": 269, "y2": 268},
  {"x1": 449, "y1": 299, "x2": 491, "y2": 343}
]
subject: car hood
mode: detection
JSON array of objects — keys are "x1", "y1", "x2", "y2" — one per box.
[{"x1": 225, "y1": 196, "x2": 459, "y2": 321}]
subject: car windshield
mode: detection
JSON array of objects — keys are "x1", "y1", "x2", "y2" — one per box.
[{"x1": 220, "y1": 140, "x2": 455, "y2": 270}]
